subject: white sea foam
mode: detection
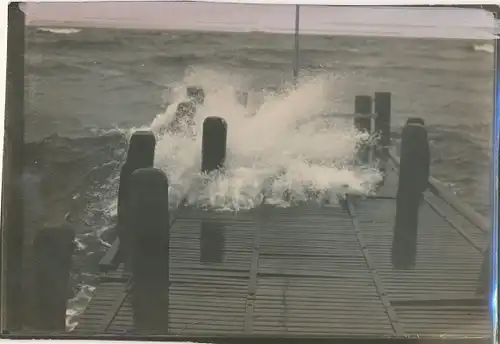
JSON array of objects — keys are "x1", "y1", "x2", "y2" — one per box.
[
  {"x1": 472, "y1": 43, "x2": 494, "y2": 54},
  {"x1": 149, "y1": 67, "x2": 382, "y2": 211}
]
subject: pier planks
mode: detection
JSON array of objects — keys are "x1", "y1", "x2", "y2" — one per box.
[{"x1": 73, "y1": 164, "x2": 491, "y2": 339}]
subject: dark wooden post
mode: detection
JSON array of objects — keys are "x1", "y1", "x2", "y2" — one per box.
[
  {"x1": 354, "y1": 95, "x2": 372, "y2": 133},
  {"x1": 374, "y1": 92, "x2": 391, "y2": 147},
  {"x1": 200, "y1": 117, "x2": 228, "y2": 263},
  {"x1": 2, "y1": 2, "x2": 26, "y2": 332},
  {"x1": 391, "y1": 118, "x2": 430, "y2": 270},
  {"x1": 201, "y1": 117, "x2": 227, "y2": 174},
  {"x1": 373, "y1": 92, "x2": 391, "y2": 179},
  {"x1": 129, "y1": 168, "x2": 170, "y2": 334},
  {"x1": 32, "y1": 225, "x2": 75, "y2": 332},
  {"x1": 117, "y1": 130, "x2": 155, "y2": 270},
  {"x1": 354, "y1": 95, "x2": 372, "y2": 165}
]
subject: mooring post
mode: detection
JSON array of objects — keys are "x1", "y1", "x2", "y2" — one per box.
[
  {"x1": 32, "y1": 225, "x2": 75, "y2": 332},
  {"x1": 129, "y1": 168, "x2": 170, "y2": 334},
  {"x1": 117, "y1": 130, "x2": 156, "y2": 270},
  {"x1": 200, "y1": 117, "x2": 228, "y2": 262},
  {"x1": 391, "y1": 118, "x2": 430, "y2": 270},
  {"x1": 354, "y1": 95, "x2": 373, "y2": 165},
  {"x1": 374, "y1": 92, "x2": 391, "y2": 147},
  {"x1": 373, "y1": 92, "x2": 391, "y2": 179},
  {"x1": 201, "y1": 117, "x2": 228, "y2": 173},
  {"x1": 354, "y1": 95, "x2": 372, "y2": 133}
]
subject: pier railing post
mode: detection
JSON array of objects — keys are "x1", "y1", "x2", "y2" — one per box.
[
  {"x1": 129, "y1": 168, "x2": 170, "y2": 334},
  {"x1": 374, "y1": 92, "x2": 391, "y2": 179},
  {"x1": 32, "y1": 225, "x2": 75, "y2": 332},
  {"x1": 354, "y1": 95, "x2": 373, "y2": 165},
  {"x1": 374, "y1": 92, "x2": 391, "y2": 148},
  {"x1": 200, "y1": 116, "x2": 228, "y2": 262},
  {"x1": 117, "y1": 130, "x2": 156, "y2": 270},
  {"x1": 354, "y1": 95, "x2": 372, "y2": 134},
  {"x1": 392, "y1": 118, "x2": 430, "y2": 270},
  {"x1": 201, "y1": 117, "x2": 228, "y2": 174}
]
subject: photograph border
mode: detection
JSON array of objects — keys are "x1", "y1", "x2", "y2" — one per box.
[{"x1": 0, "y1": 2, "x2": 498, "y2": 343}]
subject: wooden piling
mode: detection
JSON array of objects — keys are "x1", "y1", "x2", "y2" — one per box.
[
  {"x1": 392, "y1": 118, "x2": 430, "y2": 270},
  {"x1": 201, "y1": 117, "x2": 228, "y2": 173},
  {"x1": 32, "y1": 225, "x2": 75, "y2": 332},
  {"x1": 374, "y1": 92, "x2": 391, "y2": 147},
  {"x1": 199, "y1": 117, "x2": 228, "y2": 264},
  {"x1": 354, "y1": 95, "x2": 372, "y2": 165},
  {"x1": 354, "y1": 95, "x2": 372, "y2": 133},
  {"x1": 128, "y1": 168, "x2": 170, "y2": 334},
  {"x1": 117, "y1": 130, "x2": 155, "y2": 270}
]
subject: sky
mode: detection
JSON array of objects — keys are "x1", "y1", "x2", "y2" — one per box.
[{"x1": 24, "y1": 2, "x2": 498, "y2": 39}]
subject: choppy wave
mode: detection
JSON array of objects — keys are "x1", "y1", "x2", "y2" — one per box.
[
  {"x1": 44, "y1": 37, "x2": 126, "y2": 50},
  {"x1": 150, "y1": 53, "x2": 210, "y2": 67},
  {"x1": 150, "y1": 66, "x2": 382, "y2": 211},
  {"x1": 27, "y1": 26, "x2": 491, "y2": 79}
]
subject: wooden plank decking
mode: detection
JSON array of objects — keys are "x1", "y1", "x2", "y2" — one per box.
[{"x1": 73, "y1": 157, "x2": 492, "y2": 338}]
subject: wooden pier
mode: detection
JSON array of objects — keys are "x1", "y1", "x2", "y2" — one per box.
[
  {"x1": 1, "y1": 4, "x2": 494, "y2": 339},
  {"x1": 13, "y1": 91, "x2": 491, "y2": 340},
  {"x1": 70, "y1": 111, "x2": 492, "y2": 338}
]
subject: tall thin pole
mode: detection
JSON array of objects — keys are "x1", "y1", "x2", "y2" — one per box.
[
  {"x1": 2, "y1": 2, "x2": 26, "y2": 332},
  {"x1": 292, "y1": 5, "x2": 300, "y2": 83}
]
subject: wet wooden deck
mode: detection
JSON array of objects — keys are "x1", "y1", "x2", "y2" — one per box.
[{"x1": 73, "y1": 156, "x2": 492, "y2": 338}]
